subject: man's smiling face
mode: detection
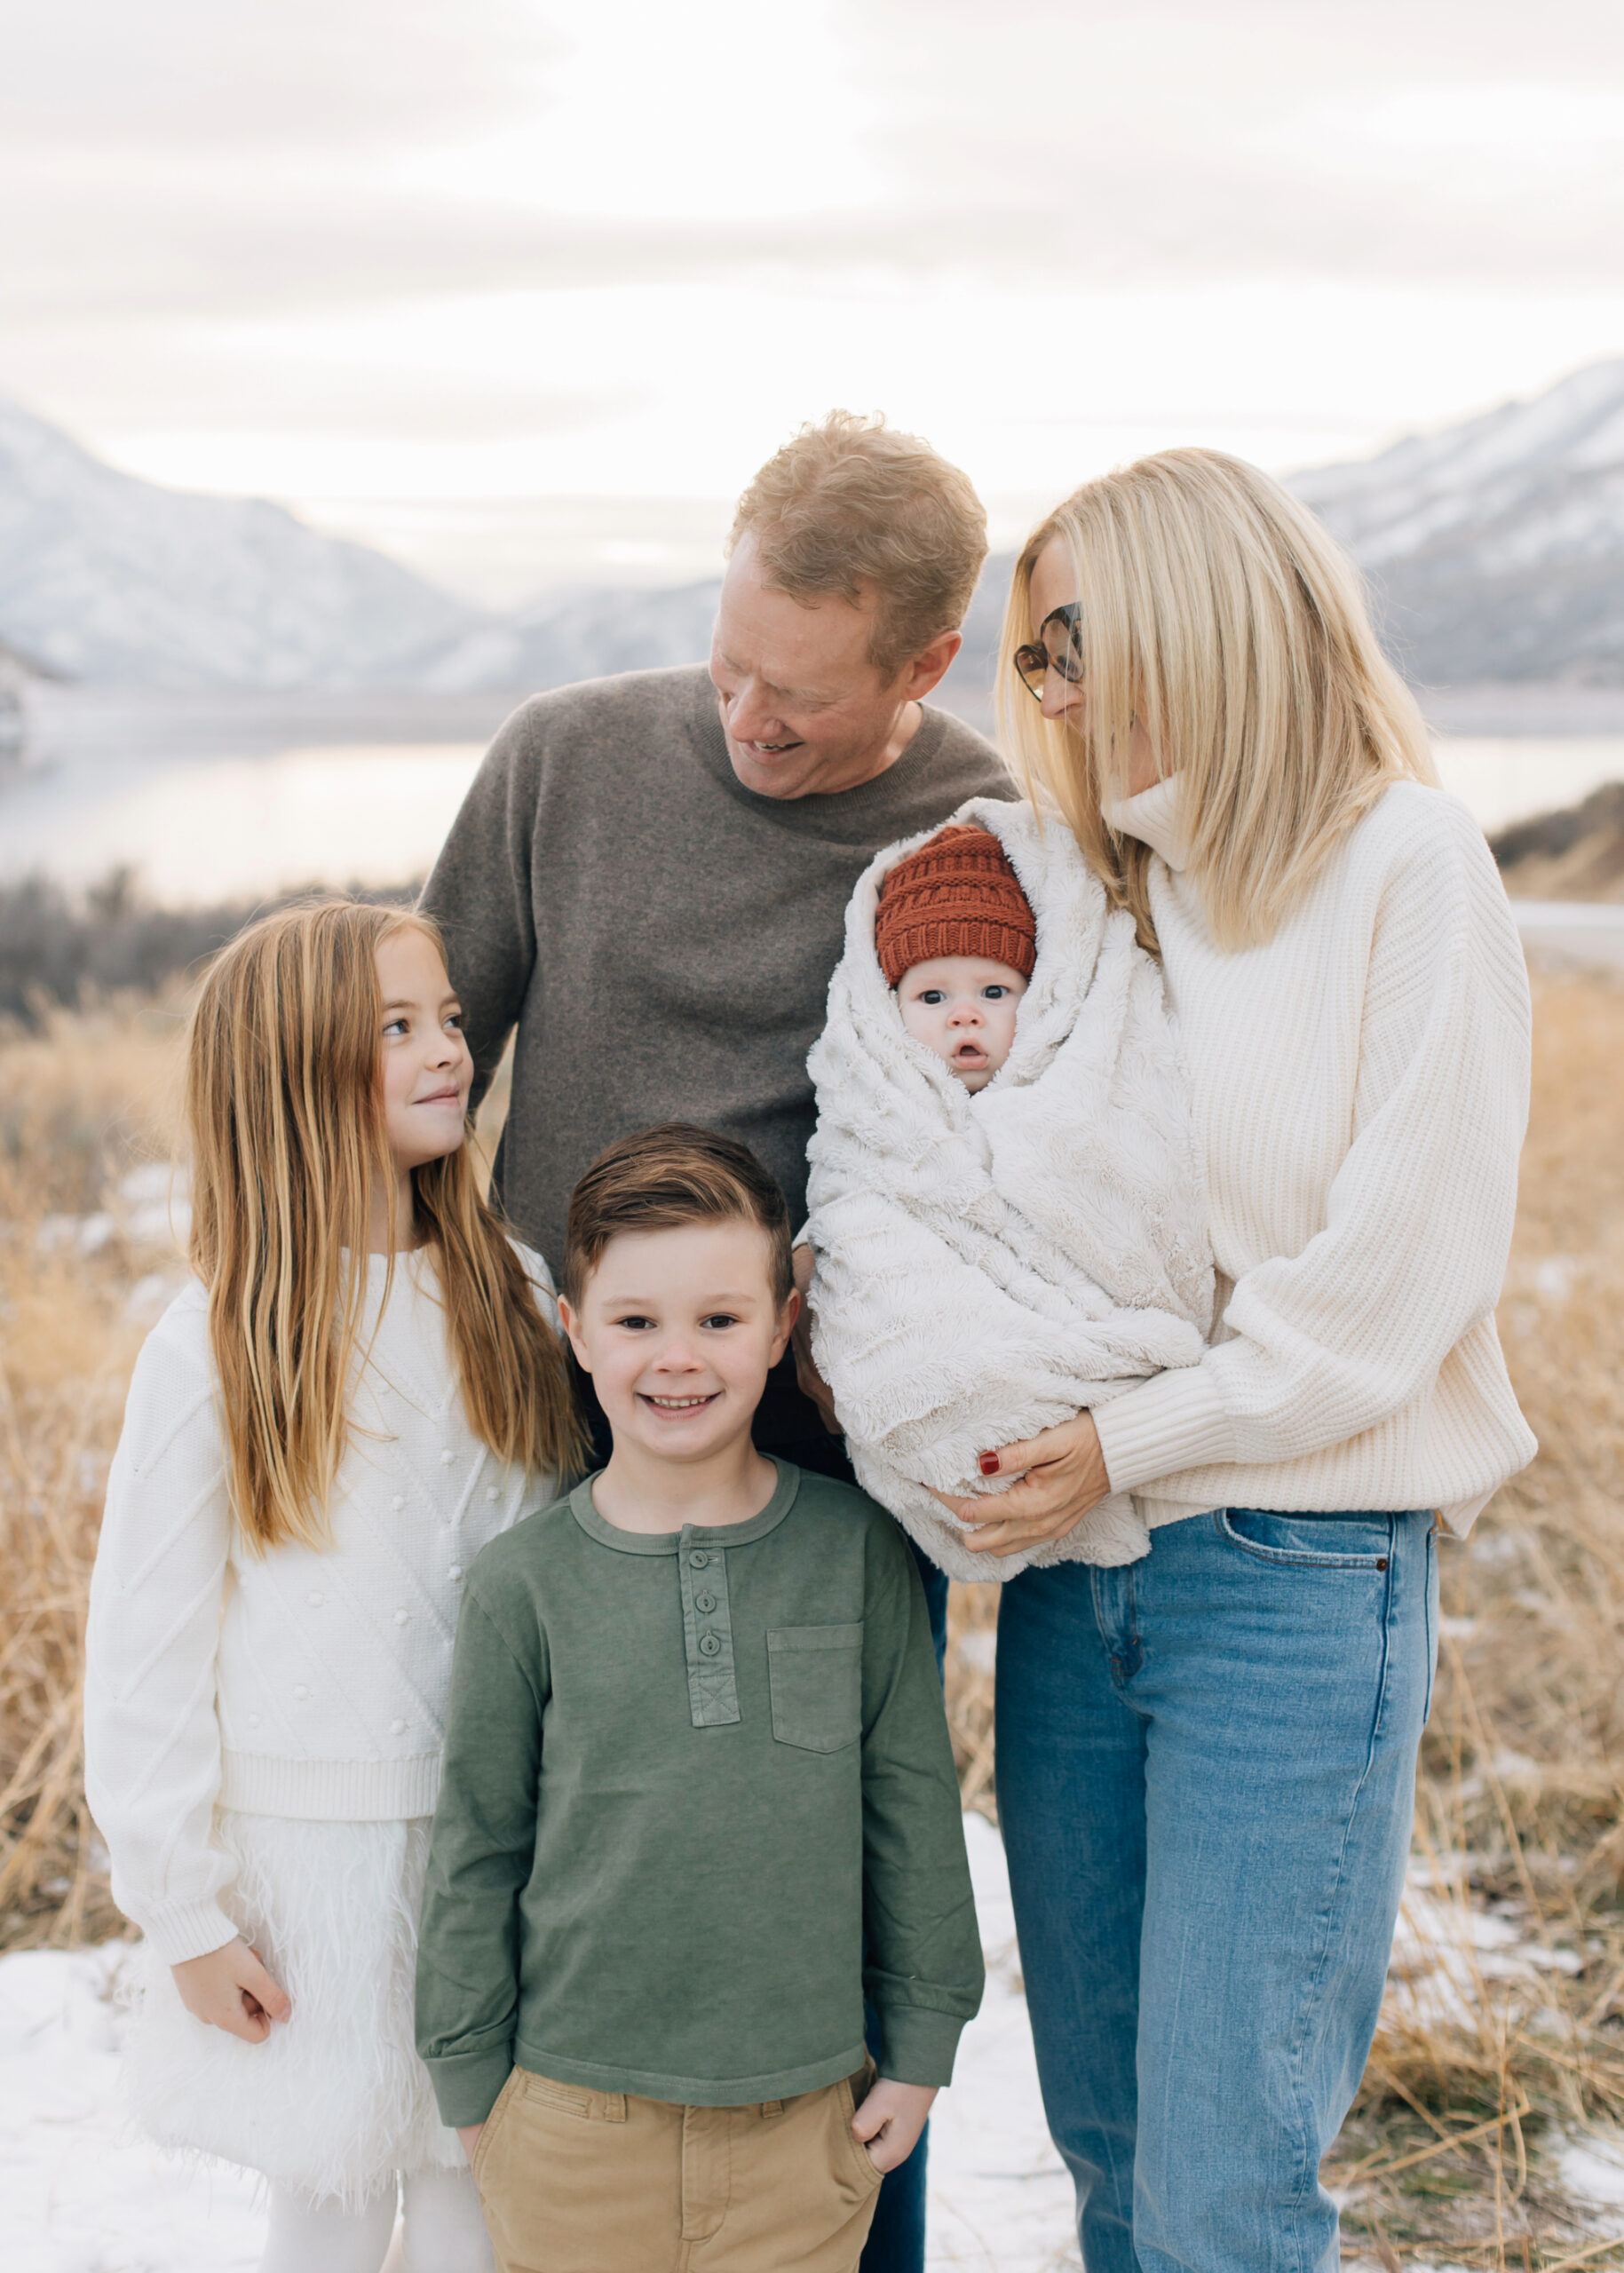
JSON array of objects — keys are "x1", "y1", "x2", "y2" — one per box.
[{"x1": 709, "y1": 531, "x2": 931, "y2": 801}]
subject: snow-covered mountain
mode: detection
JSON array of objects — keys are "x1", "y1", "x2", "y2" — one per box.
[
  {"x1": 1292, "y1": 361, "x2": 1624, "y2": 686},
  {"x1": 9, "y1": 363, "x2": 1624, "y2": 695},
  {"x1": 0, "y1": 400, "x2": 481, "y2": 688}
]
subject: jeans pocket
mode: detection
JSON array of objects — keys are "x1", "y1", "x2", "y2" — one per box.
[
  {"x1": 767, "y1": 1624, "x2": 864, "y2": 1751},
  {"x1": 1215, "y1": 1508, "x2": 1395, "y2": 1570}
]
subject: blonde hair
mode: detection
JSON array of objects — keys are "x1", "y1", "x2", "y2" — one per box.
[
  {"x1": 729, "y1": 409, "x2": 987, "y2": 677},
  {"x1": 995, "y1": 448, "x2": 1438, "y2": 951},
  {"x1": 186, "y1": 899, "x2": 586, "y2": 1554}
]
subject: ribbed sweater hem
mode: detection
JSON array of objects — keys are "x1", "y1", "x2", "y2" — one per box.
[
  {"x1": 1094, "y1": 1366, "x2": 1234, "y2": 1493},
  {"x1": 138, "y1": 1897, "x2": 242, "y2": 1968},
  {"x1": 218, "y1": 1748, "x2": 441, "y2": 1820}
]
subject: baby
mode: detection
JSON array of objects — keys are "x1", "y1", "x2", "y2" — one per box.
[
  {"x1": 804, "y1": 798, "x2": 1215, "y2": 1580},
  {"x1": 880, "y1": 823, "x2": 1035, "y2": 1094}
]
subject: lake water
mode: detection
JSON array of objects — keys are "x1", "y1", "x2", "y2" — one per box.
[{"x1": 2, "y1": 686, "x2": 1621, "y2": 905}]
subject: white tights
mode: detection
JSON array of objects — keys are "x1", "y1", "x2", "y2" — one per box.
[{"x1": 260, "y1": 2168, "x2": 495, "y2": 2273}]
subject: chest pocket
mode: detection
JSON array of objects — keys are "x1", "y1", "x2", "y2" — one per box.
[{"x1": 767, "y1": 1623, "x2": 864, "y2": 1753}]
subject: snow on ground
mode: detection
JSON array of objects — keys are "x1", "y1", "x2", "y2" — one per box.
[{"x1": 1, "y1": 1818, "x2": 1078, "y2": 2273}]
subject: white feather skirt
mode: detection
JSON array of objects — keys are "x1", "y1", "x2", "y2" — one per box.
[{"x1": 127, "y1": 1810, "x2": 463, "y2": 2204}]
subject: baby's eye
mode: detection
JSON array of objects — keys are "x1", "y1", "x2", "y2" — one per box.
[
  {"x1": 918, "y1": 989, "x2": 945, "y2": 1005},
  {"x1": 982, "y1": 986, "x2": 1010, "y2": 1000}
]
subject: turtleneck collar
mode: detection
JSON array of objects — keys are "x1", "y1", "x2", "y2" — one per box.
[{"x1": 1103, "y1": 774, "x2": 1189, "y2": 872}]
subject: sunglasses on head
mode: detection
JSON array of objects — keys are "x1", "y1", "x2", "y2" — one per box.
[{"x1": 1013, "y1": 603, "x2": 1085, "y2": 700}]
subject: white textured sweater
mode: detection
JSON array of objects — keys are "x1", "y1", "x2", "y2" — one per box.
[
  {"x1": 83, "y1": 1248, "x2": 558, "y2": 1966},
  {"x1": 1091, "y1": 776, "x2": 1536, "y2": 1532}
]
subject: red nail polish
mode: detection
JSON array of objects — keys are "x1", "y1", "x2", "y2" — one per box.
[{"x1": 978, "y1": 1451, "x2": 1000, "y2": 1477}]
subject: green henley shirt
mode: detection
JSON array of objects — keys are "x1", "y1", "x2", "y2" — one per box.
[{"x1": 415, "y1": 1461, "x2": 984, "y2": 2124}]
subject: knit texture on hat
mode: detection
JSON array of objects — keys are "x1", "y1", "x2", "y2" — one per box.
[{"x1": 875, "y1": 825, "x2": 1037, "y2": 986}]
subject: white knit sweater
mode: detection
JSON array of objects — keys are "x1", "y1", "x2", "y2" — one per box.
[
  {"x1": 1091, "y1": 776, "x2": 1536, "y2": 1533},
  {"x1": 83, "y1": 1247, "x2": 558, "y2": 1967}
]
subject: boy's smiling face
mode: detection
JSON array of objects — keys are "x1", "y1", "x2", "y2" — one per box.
[
  {"x1": 559, "y1": 1220, "x2": 798, "y2": 1473},
  {"x1": 897, "y1": 954, "x2": 1029, "y2": 1093}
]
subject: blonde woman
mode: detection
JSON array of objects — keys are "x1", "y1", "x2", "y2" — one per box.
[
  {"x1": 940, "y1": 452, "x2": 1535, "y2": 2270},
  {"x1": 84, "y1": 901, "x2": 585, "y2": 2273}
]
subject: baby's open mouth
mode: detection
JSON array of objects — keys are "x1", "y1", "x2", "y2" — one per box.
[{"x1": 953, "y1": 1042, "x2": 986, "y2": 1063}]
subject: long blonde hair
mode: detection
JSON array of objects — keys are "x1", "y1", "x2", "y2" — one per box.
[
  {"x1": 186, "y1": 899, "x2": 586, "y2": 1554},
  {"x1": 996, "y1": 448, "x2": 1438, "y2": 951}
]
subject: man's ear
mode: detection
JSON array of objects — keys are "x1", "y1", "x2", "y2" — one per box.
[
  {"x1": 897, "y1": 626, "x2": 963, "y2": 703},
  {"x1": 556, "y1": 1295, "x2": 592, "y2": 1374},
  {"x1": 769, "y1": 1286, "x2": 802, "y2": 1366}
]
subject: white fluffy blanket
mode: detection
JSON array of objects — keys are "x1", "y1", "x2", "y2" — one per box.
[{"x1": 804, "y1": 796, "x2": 1215, "y2": 1579}]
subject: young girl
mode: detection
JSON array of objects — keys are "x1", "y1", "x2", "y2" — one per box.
[{"x1": 84, "y1": 900, "x2": 586, "y2": 2273}]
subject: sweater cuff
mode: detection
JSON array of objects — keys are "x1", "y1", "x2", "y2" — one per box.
[
  {"x1": 1092, "y1": 1365, "x2": 1236, "y2": 1495},
  {"x1": 425, "y1": 2045, "x2": 517, "y2": 2129},
  {"x1": 139, "y1": 1898, "x2": 242, "y2": 1968},
  {"x1": 874, "y1": 2003, "x2": 967, "y2": 2088}
]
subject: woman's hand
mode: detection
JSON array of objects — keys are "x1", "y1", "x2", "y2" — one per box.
[
  {"x1": 789, "y1": 1242, "x2": 842, "y2": 1435},
  {"x1": 933, "y1": 1413, "x2": 1111, "y2": 1559},
  {"x1": 852, "y1": 2078, "x2": 938, "y2": 2174},
  {"x1": 171, "y1": 1936, "x2": 291, "y2": 2042}
]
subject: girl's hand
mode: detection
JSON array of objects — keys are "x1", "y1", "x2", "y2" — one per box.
[
  {"x1": 171, "y1": 1937, "x2": 291, "y2": 2043},
  {"x1": 852, "y1": 2078, "x2": 938, "y2": 2174},
  {"x1": 932, "y1": 1413, "x2": 1110, "y2": 1558}
]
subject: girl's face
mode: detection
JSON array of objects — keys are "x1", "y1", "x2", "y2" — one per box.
[{"x1": 375, "y1": 928, "x2": 474, "y2": 1173}]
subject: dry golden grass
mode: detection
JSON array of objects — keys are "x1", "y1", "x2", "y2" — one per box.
[{"x1": 3, "y1": 974, "x2": 1622, "y2": 2261}]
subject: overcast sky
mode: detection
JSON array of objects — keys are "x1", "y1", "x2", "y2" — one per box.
[{"x1": 5, "y1": 0, "x2": 1624, "y2": 599}]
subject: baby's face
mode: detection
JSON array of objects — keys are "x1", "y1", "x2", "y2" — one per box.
[{"x1": 896, "y1": 955, "x2": 1029, "y2": 1092}]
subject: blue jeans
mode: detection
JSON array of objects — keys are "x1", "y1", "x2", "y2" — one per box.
[{"x1": 995, "y1": 1508, "x2": 1437, "y2": 2273}]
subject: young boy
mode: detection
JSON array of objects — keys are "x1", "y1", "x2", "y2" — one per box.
[{"x1": 415, "y1": 1123, "x2": 983, "y2": 2273}]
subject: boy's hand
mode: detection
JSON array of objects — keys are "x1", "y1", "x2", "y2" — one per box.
[
  {"x1": 789, "y1": 1243, "x2": 841, "y2": 1435},
  {"x1": 457, "y1": 2123, "x2": 483, "y2": 2166},
  {"x1": 171, "y1": 1937, "x2": 290, "y2": 2042},
  {"x1": 852, "y1": 2077, "x2": 938, "y2": 2173}
]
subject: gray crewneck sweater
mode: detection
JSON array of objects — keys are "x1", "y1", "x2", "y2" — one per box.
[{"x1": 421, "y1": 664, "x2": 1013, "y2": 1265}]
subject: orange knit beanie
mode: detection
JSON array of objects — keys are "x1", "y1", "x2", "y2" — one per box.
[{"x1": 874, "y1": 825, "x2": 1037, "y2": 986}]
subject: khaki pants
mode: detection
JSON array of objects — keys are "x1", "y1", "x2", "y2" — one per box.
[{"x1": 472, "y1": 2062, "x2": 883, "y2": 2273}]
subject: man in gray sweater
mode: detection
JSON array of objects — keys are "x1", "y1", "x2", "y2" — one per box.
[
  {"x1": 422, "y1": 413, "x2": 1012, "y2": 1448},
  {"x1": 421, "y1": 412, "x2": 1010, "y2": 2271}
]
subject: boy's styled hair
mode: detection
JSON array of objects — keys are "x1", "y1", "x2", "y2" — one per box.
[
  {"x1": 729, "y1": 409, "x2": 988, "y2": 678},
  {"x1": 563, "y1": 1124, "x2": 795, "y2": 1311},
  {"x1": 187, "y1": 898, "x2": 587, "y2": 1553}
]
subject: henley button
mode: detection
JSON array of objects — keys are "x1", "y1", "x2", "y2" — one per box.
[
  {"x1": 698, "y1": 1631, "x2": 722, "y2": 1658},
  {"x1": 694, "y1": 1591, "x2": 717, "y2": 1613},
  {"x1": 689, "y1": 1551, "x2": 709, "y2": 1569}
]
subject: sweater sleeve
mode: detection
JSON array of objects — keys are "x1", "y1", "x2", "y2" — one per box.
[
  {"x1": 418, "y1": 701, "x2": 543, "y2": 1111},
  {"x1": 416, "y1": 1585, "x2": 547, "y2": 2126},
  {"x1": 860, "y1": 1523, "x2": 985, "y2": 2085},
  {"x1": 83, "y1": 1298, "x2": 240, "y2": 1966},
  {"x1": 1094, "y1": 800, "x2": 1532, "y2": 1493}
]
